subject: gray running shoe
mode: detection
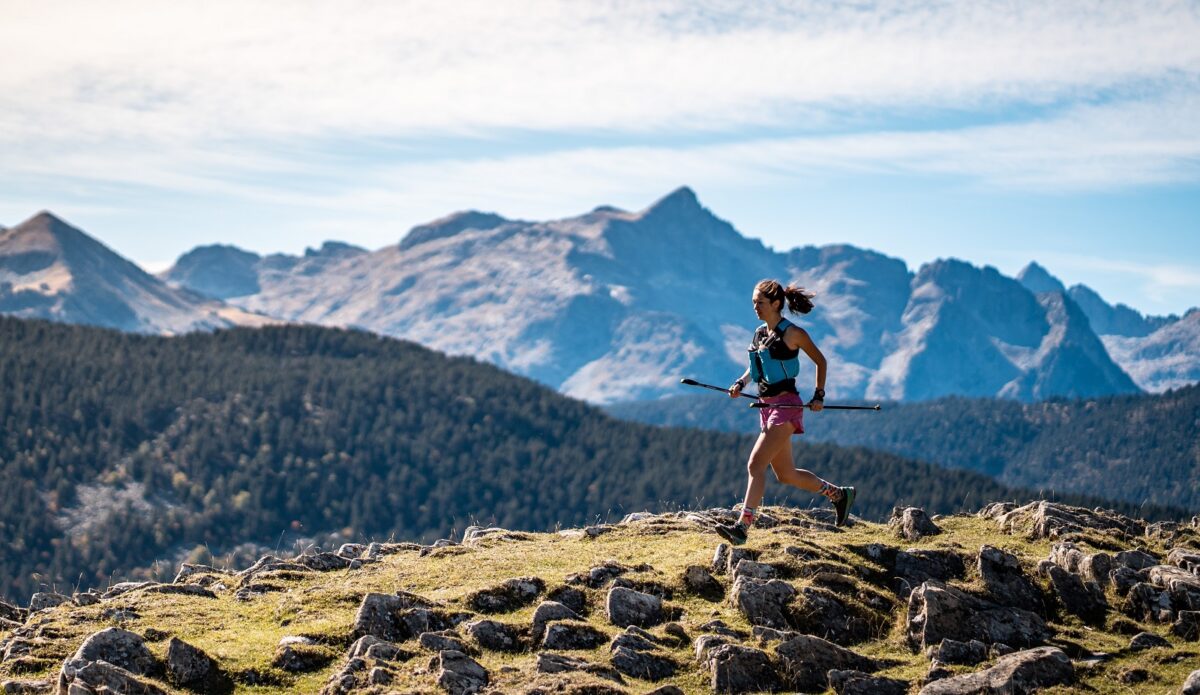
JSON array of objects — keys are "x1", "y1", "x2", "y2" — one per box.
[
  {"x1": 715, "y1": 521, "x2": 748, "y2": 546},
  {"x1": 834, "y1": 486, "x2": 856, "y2": 527}
]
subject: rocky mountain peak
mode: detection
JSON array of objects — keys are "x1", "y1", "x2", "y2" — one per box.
[
  {"x1": 1017, "y1": 261, "x2": 1067, "y2": 295},
  {"x1": 637, "y1": 185, "x2": 704, "y2": 222},
  {"x1": 399, "y1": 210, "x2": 511, "y2": 251}
]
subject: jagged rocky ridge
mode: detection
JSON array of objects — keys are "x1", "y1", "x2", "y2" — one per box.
[{"x1": 6, "y1": 502, "x2": 1200, "y2": 693}]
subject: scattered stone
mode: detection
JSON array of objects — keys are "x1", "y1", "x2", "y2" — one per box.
[
  {"x1": 924, "y1": 660, "x2": 954, "y2": 684},
  {"x1": 606, "y1": 586, "x2": 664, "y2": 628},
  {"x1": 854, "y1": 544, "x2": 965, "y2": 597},
  {"x1": 1124, "y1": 582, "x2": 1174, "y2": 622},
  {"x1": 1170, "y1": 548, "x2": 1200, "y2": 573},
  {"x1": 989, "y1": 642, "x2": 1015, "y2": 658},
  {"x1": 907, "y1": 580, "x2": 1050, "y2": 651},
  {"x1": 731, "y1": 560, "x2": 776, "y2": 580},
  {"x1": 72, "y1": 592, "x2": 100, "y2": 607},
  {"x1": 698, "y1": 620, "x2": 747, "y2": 640},
  {"x1": 1183, "y1": 669, "x2": 1200, "y2": 695},
  {"x1": 26, "y1": 593, "x2": 69, "y2": 613},
  {"x1": 541, "y1": 621, "x2": 608, "y2": 650},
  {"x1": 347, "y1": 635, "x2": 413, "y2": 662},
  {"x1": 730, "y1": 577, "x2": 795, "y2": 629},
  {"x1": 1041, "y1": 562, "x2": 1107, "y2": 623},
  {"x1": 532, "y1": 601, "x2": 581, "y2": 641},
  {"x1": 57, "y1": 659, "x2": 166, "y2": 695},
  {"x1": 546, "y1": 586, "x2": 587, "y2": 615},
  {"x1": 431, "y1": 650, "x2": 488, "y2": 695},
  {"x1": 535, "y1": 653, "x2": 624, "y2": 683},
  {"x1": 612, "y1": 645, "x2": 676, "y2": 681},
  {"x1": 828, "y1": 669, "x2": 908, "y2": 695},
  {"x1": 926, "y1": 638, "x2": 988, "y2": 666},
  {"x1": 582, "y1": 562, "x2": 630, "y2": 588},
  {"x1": 792, "y1": 585, "x2": 880, "y2": 645},
  {"x1": 70, "y1": 627, "x2": 159, "y2": 676},
  {"x1": 1117, "y1": 667, "x2": 1149, "y2": 684},
  {"x1": 140, "y1": 584, "x2": 217, "y2": 599},
  {"x1": 1176, "y1": 611, "x2": 1200, "y2": 640},
  {"x1": 420, "y1": 631, "x2": 471, "y2": 654},
  {"x1": 917, "y1": 646, "x2": 1074, "y2": 695},
  {"x1": 336, "y1": 543, "x2": 366, "y2": 559},
  {"x1": 890, "y1": 507, "x2": 941, "y2": 541},
  {"x1": 0, "y1": 600, "x2": 24, "y2": 624},
  {"x1": 469, "y1": 577, "x2": 545, "y2": 613},
  {"x1": 774, "y1": 634, "x2": 879, "y2": 692},
  {"x1": 165, "y1": 637, "x2": 230, "y2": 693},
  {"x1": 702, "y1": 643, "x2": 781, "y2": 694},
  {"x1": 978, "y1": 545, "x2": 1045, "y2": 614},
  {"x1": 465, "y1": 620, "x2": 522, "y2": 652},
  {"x1": 0, "y1": 680, "x2": 51, "y2": 694},
  {"x1": 351, "y1": 592, "x2": 435, "y2": 641},
  {"x1": 990, "y1": 501, "x2": 1143, "y2": 540},
  {"x1": 1080, "y1": 552, "x2": 1115, "y2": 588},
  {"x1": 712, "y1": 544, "x2": 730, "y2": 574},
  {"x1": 367, "y1": 667, "x2": 393, "y2": 685},
  {"x1": 682, "y1": 565, "x2": 724, "y2": 601},
  {"x1": 101, "y1": 582, "x2": 155, "y2": 599},
  {"x1": 294, "y1": 552, "x2": 353, "y2": 572},
  {"x1": 273, "y1": 636, "x2": 333, "y2": 672},
  {"x1": 1115, "y1": 549, "x2": 1159, "y2": 570},
  {"x1": 1110, "y1": 566, "x2": 1143, "y2": 597},
  {"x1": 662, "y1": 622, "x2": 689, "y2": 647},
  {"x1": 725, "y1": 548, "x2": 758, "y2": 576},
  {"x1": 1129, "y1": 631, "x2": 1171, "y2": 651}
]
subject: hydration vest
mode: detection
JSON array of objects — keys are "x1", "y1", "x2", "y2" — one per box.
[{"x1": 748, "y1": 318, "x2": 800, "y2": 385}]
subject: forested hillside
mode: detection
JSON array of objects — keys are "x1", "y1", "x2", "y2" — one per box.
[
  {"x1": 0, "y1": 317, "x2": 1180, "y2": 603},
  {"x1": 609, "y1": 385, "x2": 1200, "y2": 510}
]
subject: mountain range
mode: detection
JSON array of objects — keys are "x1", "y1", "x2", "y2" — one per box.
[{"x1": 2, "y1": 190, "x2": 1197, "y2": 402}]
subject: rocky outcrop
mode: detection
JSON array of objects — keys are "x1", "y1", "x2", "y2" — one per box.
[
  {"x1": 775, "y1": 634, "x2": 881, "y2": 692},
  {"x1": 701, "y1": 643, "x2": 780, "y2": 694},
  {"x1": 468, "y1": 577, "x2": 545, "y2": 613},
  {"x1": 730, "y1": 577, "x2": 795, "y2": 629},
  {"x1": 907, "y1": 580, "x2": 1050, "y2": 651},
  {"x1": 164, "y1": 638, "x2": 230, "y2": 693},
  {"x1": 984, "y1": 501, "x2": 1144, "y2": 540},
  {"x1": 890, "y1": 507, "x2": 942, "y2": 541},
  {"x1": 431, "y1": 650, "x2": 487, "y2": 695},
  {"x1": 978, "y1": 545, "x2": 1046, "y2": 614},
  {"x1": 917, "y1": 646, "x2": 1073, "y2": 694},
  {"x1": 606, "y1": 587, "x2": 664, "y2": 628}
]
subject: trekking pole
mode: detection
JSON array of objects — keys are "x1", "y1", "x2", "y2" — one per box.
[
  {"x1": 680, "y1": 378, "x2": 760, "y2": 401},
  {"x1": 749, "y1": 402, "x2": 881, "y2": 411}
]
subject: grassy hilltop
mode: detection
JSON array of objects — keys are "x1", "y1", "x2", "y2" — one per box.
[{"x1": 4, "y1": 502, "x2": 1200, "y2": 694}]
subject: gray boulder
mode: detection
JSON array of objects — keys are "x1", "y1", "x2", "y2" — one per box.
[
  {"x1": 419, "y1": 631, "x2": 471, "y2": 654},
  {"x1": 1182, "y1": 669, "x2": 1200, "y2": 695},
  {"x1": 541, "y1": 621, "x2": 607, "y2": 650},
  {"x1": 1115, "y1": 549, "x2": 1159, "y2": 570},
  {"x1": 1110, "y1": 566, "x2": 1143, "y2": 597},
  {"x1": 907, "y1": 580, "x2": 1050, "y2": 651},
  {"x1": 890, "y1": 507, "x2": 942, "y2": 541},
  {"x1": 547, "y1": 586, "x2": 588, "y2": 615},
  {"x1": 792, "y1": 586, "x2": 877, "y2": 645},
  {"x1": 1041, "y1": 562, "x2": 1107, "y2": 623},
  {"x1": 682, "y1": 565, "x2": 724, "y2": 601},
  {"x1": 712, "y1": 544, "x2": 731, "y2": 574},
  {"x1": 1128, "y1": 631, "x2": 1171, "y2": 651},
  {"x1": 1124, "y1": 582, "x2": 1174, "y2": 622},
  {"x1": 611, "y1": 645, "x2": 676, "y2": 681},
  {"x1": 918, "y1": 646, "x2": 1073, "y2": 695},
  {"x1": 165, "y1": 638, "x2": 230, "y2": 693},
  {"x1": 731, "y1": 560, "x2": 776, "y2": 580},
  {"x1": 27, "y1": 593, "x2": 69, "y2": 613},
  {"x1": 70, "y1": 628, "x2": 158, "y2": 676},
  {"x1": 351, "y1": 592, "x2": 434, "y2": 641},
  {"x1": 0, "y1": 600, "x2": 24, "y2": 624},
  {"x1": 702, "y1": 643, "x2": 781, "y2": 694},
  {"x1": 531, "y1": 601, "x2": 580, "y2": 642},
  {"x1": 535, "y1": 653, "x2": 624, "y2": 683},
  {"x1": 431, "y1": 650, "x2": 487, "y2": 695},
  {"x1": 775, "y1": 634, "x2": 878, "y2": 692},
  {"x1": 978, "y1": 546, "x2": 1045, "y2": 614},
  {"x1": 1174, "y1": 611, "x2": 1200, "y2": 640},
  {"x1": 57, "y1": 659, "x2": 166, "y2": 695},
  {"x1": 0, "y1": 680, "x2": 51, "y2": 693},
  {"x1": 465, "y1": 620, "x2": 522, "y2": 652},
  {"x1": 606, "y1": 586, "x2": 664, "y2": 628},
  {"x1": 828, "y1": 669, "x2": 908, "y2": 695},
  {"x1": 468, "y1": 577, "x2": 545, "y2": 613},
  {"x1": 926, "y1": 639, "x2": 988, "y2": 666},
  {"x1": 273, "y1": 636, "x2": 332, "y2": 672},
  {"x1": 347, "y1": 635, "x2": 413, "y2": 662},
  {"x1": 730, "y1": 577, "x2": 795, "y2": 629}
]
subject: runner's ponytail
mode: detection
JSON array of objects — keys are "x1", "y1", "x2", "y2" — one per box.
[{"x1": 783, "y1": 285, "x2": 815, "y2": 314}]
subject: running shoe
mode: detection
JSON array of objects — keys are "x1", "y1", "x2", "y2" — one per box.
[
  {"x1": 834, "y1": 486, "x2": 856, "y2": 527},
  {"x1": 715, "y1": 521, "x2": 749, "y2": 546}
]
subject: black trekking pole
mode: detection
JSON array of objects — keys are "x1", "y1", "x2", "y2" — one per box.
[
  {"x1": 749, "y1": 402, "x2": 881, "y2": 411},
  {"x1": 680, "y1": 378, "x2": 760, "y2": 401}
]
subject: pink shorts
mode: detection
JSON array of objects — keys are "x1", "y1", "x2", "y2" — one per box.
[{"x1": 758, "y1": 392, "x2": 805, "y2": 435}]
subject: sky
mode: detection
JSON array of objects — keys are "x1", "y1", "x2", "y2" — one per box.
[{"x1": 1, "y1": 1, "x2": 1198, "y2": 316}]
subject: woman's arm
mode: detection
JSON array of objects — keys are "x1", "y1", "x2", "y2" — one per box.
[
  {"x1": 728, "y1": 368, "x2": 752, "y2": 398},
  {"x1": 787, "y1": 326, "x2": 826, "y2": 409}
]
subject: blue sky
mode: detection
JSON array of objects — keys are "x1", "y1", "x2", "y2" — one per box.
[{"x1": 1, "y1": 1, "x2": 1198, "y2": 315}]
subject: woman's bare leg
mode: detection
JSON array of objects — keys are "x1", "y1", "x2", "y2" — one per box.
[
  {"x1": 740, "y1": 424, "x2": 795, "y2": 512},
  {"x1": 768, "y1": 438, "x2": 823, "y2": 493}
]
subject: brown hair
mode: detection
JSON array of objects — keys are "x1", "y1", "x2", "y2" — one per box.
[{"x1": 755, "y1": 279, "x2": 815, "y2": 315}]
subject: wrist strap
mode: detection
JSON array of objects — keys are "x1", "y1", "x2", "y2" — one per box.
[{"x1": 811, "y1": 387, "x2": 825, "y2": 401}]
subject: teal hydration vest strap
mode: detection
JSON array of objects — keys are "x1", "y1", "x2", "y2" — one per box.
[{"x1": 747, "y1": 318, "x2": 800, "y2": 385}]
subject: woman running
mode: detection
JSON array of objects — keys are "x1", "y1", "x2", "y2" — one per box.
[{"x1": 715, "y1": 279, "x2": 856, "y2": 545}]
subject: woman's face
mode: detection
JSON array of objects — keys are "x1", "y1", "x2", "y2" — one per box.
[{"x1": 752, "y1": 290, "x2": 777, "y2": 320}]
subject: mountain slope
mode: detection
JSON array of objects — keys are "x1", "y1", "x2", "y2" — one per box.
[
  {"x1": 0, "y1": 212, "x2": 271, "y2": 333},
  {"x1": 163, "y1": 188, "x2": 1165, "y2": 403},
  {"x1": 0, "y1": 316, "x2": 1177, "y2": 605}
]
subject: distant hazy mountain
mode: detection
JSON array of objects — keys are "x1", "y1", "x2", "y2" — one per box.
[
  {"x1": 0, "y1": 212, "x2": 273, "y2": 333},
  {"x1": 161, "y1": 241, "x2": 368, "y2": 300},
  {"x1": 1016, "y1": 262, "x2": 1197, "y2": 393},
  {"x1": 161, "y1": 188, "x2": 1172, "y2": 403}
]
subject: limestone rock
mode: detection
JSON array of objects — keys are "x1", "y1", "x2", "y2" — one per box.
[
  {"x1": 606, "y1": 586, "x2": 664, "y2": 628},
  {"x1": 541, "y1": 621, "x2": 607, "y2": 650},
  {"x1": 546, "y1": 586, "x2": 587, "y2": 615},
  {"x1": 1115, "y1": 549, "x2": 1159, "y2": 570},
  {"x1": 682, "y1": 565, "x2": 724, "y2": 601},
  {"x1": 730, "y1": 577, "x2": 795, "y2": 629},
  {"x1": 828, "y1": 669, "x2": 909, "y2": 695},
  {"x1": 531, "y1": 601, "x2": 581, "y2": 642},
  {"x1": 611, "y1": 645, "x2": 676, "y2": 681},
  {"x1": 978, "y1": 545, "x2": 1045, "y2": 614},
  {"x1": 431, "y1": 650, "x2": 487, "y2": 695},
  {"x1": 890, "y1": 507, "x2": 942, "y2": 541},
  {"x1": 535, "y1": 653, "x2": 624, "y2": 683},
  {"x1": 0, "y1": 680, "x2": 51, "y2": 693},
  {"x1": 0, "y1": 600, "x2": 24, "y2": 624},
  {"x1": 465, "y1": 620, "x2": 522, "y2": 652},
  {"x1": 1041, "y1": 562, "x2": 1107, "y2": 623},
  {"x1": 792, "y1": 585, "x2": 879, "y2": 645},
  {"x1": 702, "y1": 643, "x2": 781, "y2": 694},
  {"x1": 468, "y1": 577, "x2": 545, "y2": 613},
  {"x1": 1174, "y1": 611, "x2": 1200, "y2": 640},
  {"x1": 70, "y1": 628, "x2": 158, "y2": 676},
  {"x1": 731, "y1": 560, "x2": 776, "y2": 580},
  {"x1": 27, "y1": 594, "x2": 69, "y2": 614},
  {"x1": 918, "y1": 646, "x2": 1073, "y2": 695},
  {"x1": 294, "y1": 552, "x2": 352, "y2": 572},
  {"x1": 926, "y1": 638, "x2": 988, "y2": 666},
  {"x1": 1128, "y1": 631, "x2": 1171, "y2": 651},
  {"x1": 774, "y1": 634, "x2": 878, "y2": 692},
  {"x1": 990, "y1": 501, "x2": 1143, "y2": 540},
  {"x1": 1110, "y1": 566, "x2": 1143, "y2": 597},
  {"x1": 907, "y1": 580, "x2": 1050, "y2": 651},
  {"x1": 712, "y1": 544, "x2": 730, "y2": 574},
  {"x1": 165, "y1": 638, "x2": 230, "y2": 692},
  {"x1": 1124, "y1": 582, "x2": 1174, "y2": 622},
  {"x1": 1182, "y1": 669, "x2": 1200, "y2": 695},
  {"x1": 57, "y1": 659, "x2": 166, "y2": 695},
  {"x1": 351, "y1": 592, "x2": 434, "y2": 641},
  {"x1": 419, "y1": 631, "x2": 471, "y2": 654}
]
